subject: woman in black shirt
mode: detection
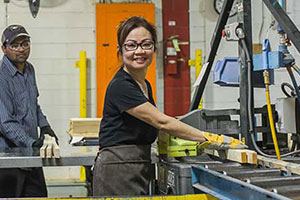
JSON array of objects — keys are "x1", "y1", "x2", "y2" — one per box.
[{"x1": 93, "y1": 16, "x2": 208, "y2": 196}]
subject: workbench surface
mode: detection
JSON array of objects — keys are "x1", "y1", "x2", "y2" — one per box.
[{"x1": 0, "y1": 146, "x2": 98, "y2": 168}]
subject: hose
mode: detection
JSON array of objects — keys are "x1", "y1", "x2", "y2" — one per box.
[
  {"x1": 240, "y1": 37, "x2": 300, "y2": 158},
  {"x1": 281, "y1": 82, "x2": 296, "y2": 97},
  {"x1": 264, "y1": 70, "x2": 281, "y2": 160}
]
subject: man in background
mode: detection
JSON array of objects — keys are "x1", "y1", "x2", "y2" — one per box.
[{"x1": 0, "y1": 24, "x2": 58, "y2": 197}]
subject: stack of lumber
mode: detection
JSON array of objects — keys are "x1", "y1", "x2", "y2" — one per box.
[
  {"x1": 40, "y1": 135, "x2": 60, "y2": 158},
  {"x1": 204, "y1": 148, "x2": 257, "y2": 164},
  {"x1": 67, "y1": 118, "x2": 101, "y2": 138}
]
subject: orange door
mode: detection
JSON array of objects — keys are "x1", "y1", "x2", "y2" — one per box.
[{"x1": 96, "y1": 3, "x2": 156, "y2": 117}]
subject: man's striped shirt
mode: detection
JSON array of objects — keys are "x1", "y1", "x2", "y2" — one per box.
[{"x1": 0, "y1": 56, "x2": 49, "y2": 148}]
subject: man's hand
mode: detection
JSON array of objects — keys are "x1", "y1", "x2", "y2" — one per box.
[
  {"x1": 199, "y1": 132, "x2": 247, "y2": 150},
  {"x1": 41, "y1": 126, "x2": 59, "y2": 144},
  {"x1": 32, "y1": 133, "x2": 45, "y2": 148}
]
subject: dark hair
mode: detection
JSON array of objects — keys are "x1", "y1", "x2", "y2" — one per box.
[{"x1": 117, "y1": 16, "x2": 157, "y2": 56}]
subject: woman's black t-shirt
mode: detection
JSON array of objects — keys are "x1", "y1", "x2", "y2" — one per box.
[{"x1": 99, "y1": 67, "x2": 158, "y2": 149}]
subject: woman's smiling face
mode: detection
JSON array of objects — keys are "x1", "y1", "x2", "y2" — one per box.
[{"x1": 122, "y1": 27, "x2": 154, "y2": 72}]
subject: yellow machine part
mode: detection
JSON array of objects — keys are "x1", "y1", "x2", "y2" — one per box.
[{"x1": 158, "y1": 132, "x2": 199, "y2": 157}]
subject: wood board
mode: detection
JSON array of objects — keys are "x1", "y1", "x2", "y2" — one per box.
[
  {"x1": 204, "y1": 148, "x2": 257, "y2": 164},
  {"x1": 67, "y1": 118, "x2": 101, "y2": 138}
]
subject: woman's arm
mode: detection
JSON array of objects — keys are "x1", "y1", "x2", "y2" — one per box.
[{"x1": 126, "y1": 102, "x2": 206, "y2": 143}]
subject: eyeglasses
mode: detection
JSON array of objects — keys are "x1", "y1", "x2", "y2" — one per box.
[
  {"x1": 8, "y1": 40, "x2": 31, "y2": 51},
  {"x1": 123, "y1": 40, "x2": 154, "y2": 51}
]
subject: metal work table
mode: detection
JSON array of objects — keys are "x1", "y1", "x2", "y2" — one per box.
[{"x1": 0, "y1": 146, "x2": 98, "y2": 168}]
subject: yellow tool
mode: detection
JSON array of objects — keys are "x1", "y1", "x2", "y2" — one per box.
[
  {"x1": 158, "y1": 132, "x2": 198, "y2": 157},
  {"x1": 199, "y1": 132, "x2": 248, "y2": 150}
]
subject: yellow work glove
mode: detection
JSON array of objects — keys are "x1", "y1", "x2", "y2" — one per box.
[{"x1": 199, "y1": 132, "x2": 247, "y2": 150}]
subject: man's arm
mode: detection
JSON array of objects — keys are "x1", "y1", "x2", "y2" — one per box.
[{"x1": 0, "y1": 79, "x2": 35, "y2": 147}]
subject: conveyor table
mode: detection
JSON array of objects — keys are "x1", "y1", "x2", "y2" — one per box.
[{"x1": 0, "y1": 146, "x2": 97, "y2": 168}]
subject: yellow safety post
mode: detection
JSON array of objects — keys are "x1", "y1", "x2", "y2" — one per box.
[
  {"x1": 188, "y1": 49, "x2": 203, "y2": 109},
  {"x1": 75, "y1": 51, "x2": 88, "y2": 181},
  {"x1": 75, "y1": 51, "x2": 87, "y2": 118}
]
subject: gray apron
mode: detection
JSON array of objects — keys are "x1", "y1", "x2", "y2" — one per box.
[{"x1": 92, "y1": 145, "x2": 154, "y2": 196}]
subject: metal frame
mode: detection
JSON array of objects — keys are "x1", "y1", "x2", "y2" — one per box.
[{"x1": 191, "y1": 165, "x2": 291, "y2": 200}]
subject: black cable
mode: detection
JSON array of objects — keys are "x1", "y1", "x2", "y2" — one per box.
[
  {"x1": 240, "y1": 39, "x2": 255, "y2": 133},
  {"x1": 281, "y1": 82, "x2": 296, "y2": 97}
]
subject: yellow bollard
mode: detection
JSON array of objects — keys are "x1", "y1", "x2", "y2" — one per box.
[
  {"x1": 75, "y1": 51, "x2": 87, "y2": 181},
  {"x1": 188, "y1": 49, "x2": 203, "y2": 109},
  {"x1": 75, "y1": 51, "x2": 87, "y2": 118}
]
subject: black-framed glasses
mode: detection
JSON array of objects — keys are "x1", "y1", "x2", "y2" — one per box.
[
  {"x1": 8, "y1": 40, "x2": 31, "y2": 51},
  {"x1": 123, "y1": 40, "x2": 154, "y2": 51}
]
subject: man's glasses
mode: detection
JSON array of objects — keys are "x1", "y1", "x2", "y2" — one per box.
[
  {"x1": 123, "y1": 40, "x2": 154, "y2": 51},
  {"x1": 8, "y1": 40, "x2": 31, "y2": 51}
]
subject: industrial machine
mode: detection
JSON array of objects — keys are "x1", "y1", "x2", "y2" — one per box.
[{"x1": 157, "y1": 0, "x2": 300, "y2": 199}]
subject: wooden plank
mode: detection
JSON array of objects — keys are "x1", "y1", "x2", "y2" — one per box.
[
  {"x1": 39, "y1": 143, "x2": 48, "y2": 158},
  {"x1": 44, "y1": 135, "x2": 53, "y2": 158},
  {"x1": 204, "y1": 149, "x2": 257, "y2": 164},
  {"x1": 68, "y1": 118, "x2": 101, "y2": 138},
  {"x1": 245, "y1": 149, "x2": 257, "y2": 164},
  {"x1": 258, "y1": 155, "x2": 300, "y2": 175},
  {"x1": 69, "y1": 132, "x2": 99, "y2": 138},
  {"x1": 46, "y1": 143, "x2": 52, "y2": 158},
  {"x1": 51, "y1": 137, "x2": 60, "y2": 158},
  {"x1": 205, "y1": 149, "x2": 247, "y2": 163}
]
